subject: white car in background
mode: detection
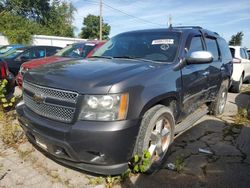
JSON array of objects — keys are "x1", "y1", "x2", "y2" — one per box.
[{"x1": 229, "y1": 46, "x2": 250, "y2": 92}]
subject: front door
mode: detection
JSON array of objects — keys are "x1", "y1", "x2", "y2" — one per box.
[{"x1": 181, "y1": 34, "x2": 210, "y2": 117}]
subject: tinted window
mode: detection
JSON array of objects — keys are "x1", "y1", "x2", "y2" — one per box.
[
  {"x1": 46, "y1": 47, "x2": 60, "y2": 56},
  {"x1": 205, "y1": 37, "x2": 219, "y2": 61},
  {"x1": 240, "y1": 48, "x2": 247, "y2": 59},
  {"x1": 217, "y1": 38, "x2": 232, "y2": 60},
  {"x1": 188, "y1": 36, "x2": 203, "y2": 54},
  {"x1": 30, "y1": 48, "x2": 45, "y2": 59},
  {"x1": 93, "y1": 32, "x2": 180, "y2": 62},
  {"x1": 55, "y1": 43, "x2": 95, "y2": 58}
]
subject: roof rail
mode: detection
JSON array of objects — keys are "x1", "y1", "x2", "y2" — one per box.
[{"x1": 172, "y1": 26, "x2": 203, "y2": 29}]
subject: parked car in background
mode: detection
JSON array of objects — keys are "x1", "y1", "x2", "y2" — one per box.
[
  {"x1": 0, "y1": 61, "x2": 15, "y2": 96},
  {"x1": 247, "y1": 49, "x2": 250, "y2": 58},
  {"x1": 1, "y1": 45, "x2": 61, "y2": 76},
  {"x1": 0, "y1": 44, "x2": 24, "y2": 56},
  {"x1": 17, "y1": 27, "x2": 232, "y2": 175},
  {"x1": 16, "y1": 41, "x2": 105, "y2": 87},
  {"x1": 229, "y1": 46, "x2": 250, "y2": 92}
]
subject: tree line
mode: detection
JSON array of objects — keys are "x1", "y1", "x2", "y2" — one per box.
[{"x1": 0, "y1": 0, "x2": 110, "y2": 44}]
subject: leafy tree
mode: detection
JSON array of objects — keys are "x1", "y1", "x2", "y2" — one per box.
[
  {"x1": 0, "y1": 11, "x2": 48, "y2": 44},
  {"x1": 4, "y1": 0, "x2": 50, "y2": 24},
  {"x1": 45, "y1": 0, "x2": 75, "y2": 37},
  {"x1": 229, "y1": 32, "x2": 244, "y2": 46},
  {"x1": 0, "y1": 0, "x2": 76, "y2": 43},
  {"x1": 80, "y1": 14, "x2": 110, "y2": 40}
]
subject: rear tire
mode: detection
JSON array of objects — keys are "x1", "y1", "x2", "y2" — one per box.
[
  {"x1": 210, "y1": 79, "x2": 229, "y2": 116},
  {"x1": 133, "y1": 105, "x2": 175, "y2": 173}
]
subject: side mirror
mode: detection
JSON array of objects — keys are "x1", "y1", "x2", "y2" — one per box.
[{"x1": 186, "y1": 51, "x2": 213, "y2": 64}]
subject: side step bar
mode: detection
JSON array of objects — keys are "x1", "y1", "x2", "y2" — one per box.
[{"x1": 174, "y1": 106, "x2": 209, "y2": 137}]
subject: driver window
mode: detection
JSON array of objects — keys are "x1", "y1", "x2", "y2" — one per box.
[{"x1": 188, "y1": 36, "x2": 204, "y2": 55}]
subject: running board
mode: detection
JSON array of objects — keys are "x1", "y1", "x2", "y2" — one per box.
[{"x1": 174, "y1": 106, "x2": 209, "y2": 136}]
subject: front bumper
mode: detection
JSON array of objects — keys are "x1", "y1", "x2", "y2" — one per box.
[
  {"x1": 16, "y1": 72, "x2": 23, "y2": 88},
  {"x1": 16, "y1": 103, "x2": 140, "y2": 175}
]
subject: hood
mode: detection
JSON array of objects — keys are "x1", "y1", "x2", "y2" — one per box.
[
  {"x1": 24, "y1": 58, "x2": 157, "y2": 94},
  {"x1": 22, "y1": 56, "x2": 71, "y2": 69}
]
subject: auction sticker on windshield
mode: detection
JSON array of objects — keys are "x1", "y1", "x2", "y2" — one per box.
[{"x1": 152, "y1": 39, "x2": 174, "y2": 45}]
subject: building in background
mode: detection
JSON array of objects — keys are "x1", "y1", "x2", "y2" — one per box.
[{"x1": 0, "y1": 34, "x2": 87, "y2": 48}]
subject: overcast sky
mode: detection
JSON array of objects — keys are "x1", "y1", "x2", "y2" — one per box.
[{"x1": 71, "y1": 0, "x2": 250, "y2": 47}]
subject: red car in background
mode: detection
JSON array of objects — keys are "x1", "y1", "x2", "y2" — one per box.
[
  {"x1": 16, "y1": 41, "x2": 105, "y2": 87},
  {"x1": 0, "y1": 60, "x2": 15, "y2": 96}
]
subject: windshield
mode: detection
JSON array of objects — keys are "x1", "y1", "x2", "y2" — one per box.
[
  {"x1": 3, "y1": 49, "x2": 24, "y2": 59},
  {"x1": 55, "y1": 43, "x2": 96, "y2": 58},
  {"x1": 0, "y1": 46, "x2": 13, "y2": 54},
  {"x1": 93, "y1": 31, "x2": 180, "y2": 62}
]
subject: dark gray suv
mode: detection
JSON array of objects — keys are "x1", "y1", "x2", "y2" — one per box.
[{"x1": 16, "y1": 26, "x2": 233, "y2": 175}]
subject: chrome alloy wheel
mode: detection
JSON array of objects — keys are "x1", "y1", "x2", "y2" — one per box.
[
  {"x1": 218, "y1": 90, "x2": 227, "y2": 114},
  {"x1": 147, "y1": 117, "x2": 172, "y2": 162}
]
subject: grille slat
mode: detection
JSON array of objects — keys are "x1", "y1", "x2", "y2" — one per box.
[{"x1": 23, "y1": 81, "x2": 78, "y2": 123}]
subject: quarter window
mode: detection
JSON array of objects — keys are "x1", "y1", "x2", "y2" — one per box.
[{"x1": 205, "y1": 37, "x2": 219, "y2": 61}]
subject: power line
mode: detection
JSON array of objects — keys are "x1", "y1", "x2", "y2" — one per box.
[{"x1": 82, "y1": 0, "x2": 164, "y2": 27}]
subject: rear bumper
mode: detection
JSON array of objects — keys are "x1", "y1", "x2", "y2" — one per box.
[{"x1": 16, "y1": 103, "x2": 141, "y2": 175}]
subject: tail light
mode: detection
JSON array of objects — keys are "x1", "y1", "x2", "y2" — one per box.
[
  {"x1": 0, "y1": 61, "x2": 8, "y2": 79},
  {"x1": 233, "y1": 58, "x2": 241, "y2": 64}
]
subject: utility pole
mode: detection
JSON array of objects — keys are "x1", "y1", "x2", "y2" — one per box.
[
  {"x1": 168, "y1": 14, "x2": 172, "y2": 28},
  {"x1": 99, "y1": 0, "x2": 102, "y2": 41}
]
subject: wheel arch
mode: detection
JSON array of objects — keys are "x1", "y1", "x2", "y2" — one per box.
[{"x1": 139, "y1": 92, "x2": 181, "y2": 121}]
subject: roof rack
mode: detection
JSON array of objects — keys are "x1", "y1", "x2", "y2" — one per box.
[{"x1": 172, "y1": 26, "x2": 203, "y2": 29}]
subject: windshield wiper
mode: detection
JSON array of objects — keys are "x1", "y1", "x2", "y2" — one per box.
[
  {"x1": 89, "y1": 55, "x2": 113, "y2": 59},
  {"x1": 113, "y1": 56, "x2": 139, "y2": 59}
]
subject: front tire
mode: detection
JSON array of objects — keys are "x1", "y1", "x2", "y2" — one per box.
[{"x1": 134, "y1": 105, "x2": 175, "y2": 173}]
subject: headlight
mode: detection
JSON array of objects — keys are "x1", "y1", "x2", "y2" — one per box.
[
  {"x1": 20, "y1": 66, "x2": 29, "y2": 75},
  {"x1": 79, "y1": 93, "x2": 129, "y2": 121}
]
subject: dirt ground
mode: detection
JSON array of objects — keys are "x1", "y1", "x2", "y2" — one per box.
[{"x1": 0, "y1": 85, "x2": 250, "y2": 188}]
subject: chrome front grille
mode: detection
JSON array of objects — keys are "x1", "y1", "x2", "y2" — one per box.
[
  {"x1": 23, "y1": 81, "x2": 78, "y2": 123},
  {"x1": 23, "y1": 81, "x2": 78, "y2": 103}
]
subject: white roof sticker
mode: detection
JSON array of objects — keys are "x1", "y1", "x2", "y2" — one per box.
[{"x1": 152, "y1": 39, "x2": 174, "y2": 45}]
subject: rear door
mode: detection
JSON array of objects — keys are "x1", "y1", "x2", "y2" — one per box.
[{"x1": 181, "y1": 33, "x2": 210, "y2": 116}]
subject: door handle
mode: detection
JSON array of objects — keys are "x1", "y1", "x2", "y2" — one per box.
[
  {"x1": 220, "y1": 67, "x2": 225, "y2": 71},
  {"x1": 202, "y1": 71, "x2": 210, "y2": 76}
]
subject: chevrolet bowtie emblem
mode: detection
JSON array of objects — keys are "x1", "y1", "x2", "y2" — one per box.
[{"x1": 33, "y1": 93, "x2": 45, "y2": 104}]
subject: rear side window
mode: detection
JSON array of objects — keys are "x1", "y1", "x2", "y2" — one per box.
[
  {"x1": 217, "y1": 38, "x2": 232, "y2": 60},
  {"x1": 240, "y1": 48, "x2": 247, "y2": 59},
  {"x1": 188, "y1": 36, "x2": 204, "y2": 54},
  {"x1": 205, "y1": 37, "x2": 219, "y2": 61},
  {"x1": 31, "y1": 49, "x2": 46, "y2": 59}
]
